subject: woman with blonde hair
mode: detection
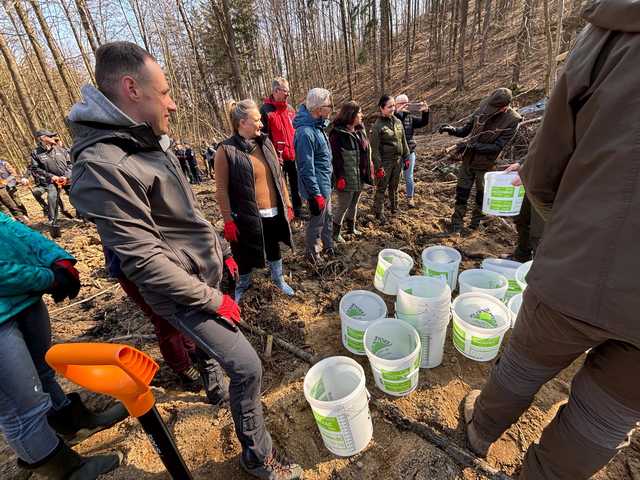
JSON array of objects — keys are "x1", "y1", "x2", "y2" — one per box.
[{"x1": 215, "y1": 100, "x2": 295, "y2": 302}]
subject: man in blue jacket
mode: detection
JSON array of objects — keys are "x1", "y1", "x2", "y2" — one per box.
[
  {"x1": 0, "y1": 213, "x2": 126, "y2": 479},
  {"x1": 293, "y1": 88, "x2": 334, "y2": 264}
]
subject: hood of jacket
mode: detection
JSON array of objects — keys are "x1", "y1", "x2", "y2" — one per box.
[
  {"x1": 67, "y1": 85, "x2": 171, "y2": 162},
  {"x1": 263, "y1": 95, "x2": 289, "y2": 111},
  {"x1": 583, "y1": 0, "x2": 640, "y2": 32},
  {"x1": 293, "y1": 104, "x2": 329, "y2": 130}
]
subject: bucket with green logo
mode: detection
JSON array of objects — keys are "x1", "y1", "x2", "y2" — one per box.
[
  {"x1": 421, "y1": 245, "x2": 462, "y2": 291},
  {"x1": 364, "y1": 318, "x2": 421, "y2": 396},
  {"x1": 339, "y1": 290, "x2": 387, "y2": 355},
  {"x1": 482, "y1": 171, "x2": 525, "y2": 217},
  {"x1": 304, "y1": 356, "x2": 373, "y2": 457},
  {"x1": 373, "y1": 249, "x2": 414, "y2": 295},
  {"x1": 451, "y1": 292, "x2": 511, "y2": 362}
]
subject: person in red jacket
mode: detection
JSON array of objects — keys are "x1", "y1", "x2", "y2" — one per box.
[{"x1": 260, "y1": 78, "x2": 303, "y2": 218}]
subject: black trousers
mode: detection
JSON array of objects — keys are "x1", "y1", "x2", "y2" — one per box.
[
  {"x1": 282, "y1": 161, "x2": 302, "y2": 213},
  {"x1": 236, "y1": 216, "x2": 283, "y2": 275}
]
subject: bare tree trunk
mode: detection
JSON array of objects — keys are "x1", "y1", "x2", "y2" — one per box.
[
  {"x1": 0, "y1": 88, "x2": 31, "y2": 148},
  {"x1": 543, "y1": 0, "x2": 564, "y2": 95},
  {"x1": 0, "y1": 32, "x2": 39, "y2": 134},
  {"x1": 219, "y1": 0, "x2": 247, "y2": 98},
  {"x1": 28, "y1": 0, "x2": 79, "y2": 100},
  {"x1": 74, "y1": 0, "x2": 100, "y2": 53},
  {"x1": 61, "y1": 0, "x2": 96, "y2": 82},
  {"x1": 403, "y1": 0, "x2": 411, "y2": 85},
  {"x1": 9, "y1": 1, "x2": 68, "y2": 114},
  {"x1": 456, "y1": 0, "x2": 469, "y2": 91},
  {"x1": 512, "y1": 0, "x2": 534, "y2": 87},
  {"x1": 339, "y1": 0, "x2": 354, "y2": 98},
  {"x1": 479, "y1": 0, "x2": 492, "y2": 66}
]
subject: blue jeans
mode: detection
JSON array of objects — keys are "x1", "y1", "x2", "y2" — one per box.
[
  {"x1": 0, "y1": 300, "x2": 69, "y2": 463},
  {"x1": 404, "y1": 151, "x2": 416, "y2": 198}
]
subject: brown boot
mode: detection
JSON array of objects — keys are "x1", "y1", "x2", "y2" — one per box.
[{"x1": 463, "y1": 389, "x2": 492, "y2": 457}]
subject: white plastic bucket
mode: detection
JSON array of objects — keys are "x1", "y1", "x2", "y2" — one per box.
[
  {"x1": 364, "y1": 318, "x2": 421, "y2": 396},
  {"x1": 303, "y1": 356, "x2": 373, "y2": 456},
  {"x1": 396, "y1": 276, "x2": 451, "y2": 324},
  {"x1": 396, "y1": 309, "x2": 449, "y2": 369},
  {"x1": 507, "y1": 293, "x2": 523, "y2": 328},
  {"x1": 339, "y1": 290, "x2": 388, "y2": 355},
  {"x1": 421, "y1": 246, "x2": 462, "y2": 291},
  {"x1": 374, "y1": 249, "x2": 414, "y2": 295},
  {"x1": 481, "y1": 258, "x2": 523, "y2": 301},
  {"x1": 458, "y1": 269, "x2": 509, "y2": 301},
  {"x1": 515, "y1": 260, "x2": 533, "y2": 291},
  {"x1": 482, "y1": 171, "x2": 525, "y2": 216},
  {"x1": 451, "y1": 293, "x2": 511, "y2": 361}
]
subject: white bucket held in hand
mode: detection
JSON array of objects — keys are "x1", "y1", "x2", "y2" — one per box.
[
  {"x1": 451, "y1": 293, "x2": 511, "y2": 361},
  {"x1": 303, "y1": 356, "x2": 373, "y2": 456},
  {"x1": 374, "y1": 249, "x2": 414, "y2": 295},
  {"x1": 481, "y1": 258, "x2": 522, "y2": 301},
  {"x1": 364, "y1": 318, "x2": 421, "y2": 396},
  {"x1": 482, "y1": 171, "x2": 525, "y2": 216},
  {"x1": 339, "y1": 290, "x2": 388, "y2": 355},
  {"x1": 515, "y1": 260, "x2": 533, "y2": 291},
  {"x1": 458, "y1": 269, "x2": 509, "y2": 301},
  {"x1": 421, "y1": 246, "x2": 462, "y2": 291},
  {"x1": 508, "y1": 293, "x2": 523, "y2": 328}
]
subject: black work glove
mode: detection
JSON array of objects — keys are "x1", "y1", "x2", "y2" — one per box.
[
  {"x1": 46, "y1": 260, "x2": 81, "y2": 303},
  {"x1": 438, "y1": 125, "x2": 456, "y2": 135}
]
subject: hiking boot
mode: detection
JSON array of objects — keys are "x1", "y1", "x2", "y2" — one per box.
[
  {"x1": 49, "y1": 222, "x2": 61, "y2": 238},
  {"x1": 343, "y1": 219, "x2": 361, "y2": 236},
  {"x1": 463, "y1": 389, "x2": 492, "y2": 457},
  {"x1": 332, "y1": 223, "x2": 346, "y2": 244},
  {"x1": 470, "y1": 209, "x2": 485, "y2": 229},
  {"x1": 240, "y1": 448, "x2": 304, "y2": 480},
  {"x1": 48, "y1": 393, "x2": 128, "y2": 446},
  {"x1": 268, "y1": 259, "x2": 294, "y2": 296},
  {"x1": 407, "y1": 198, "x2": 416, "y2": 208},
  {"x1": 18, "y1": 439, "x2": 122, "y2": 480},
  {"x1": 235, "y1": 273, "x2": 252, "y2": 303}
]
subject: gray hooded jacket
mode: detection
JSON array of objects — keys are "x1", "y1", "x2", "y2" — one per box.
[{"x1": 68, "y1": 85, "x2": 230, "y2": 318}]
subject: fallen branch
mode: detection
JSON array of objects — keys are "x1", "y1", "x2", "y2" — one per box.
[
  {"x1": 49, "y1": 284, "x2": 120, "y2": 315},
  {"x1": 371, "y1": 399, "x2": 513, "y2": 480},
  {"x1": 107, "y1": 333, "x2": 156, "y2": 343},
  {"x1": 238, "y1": 320, "x2": 319, "y2": 364}
]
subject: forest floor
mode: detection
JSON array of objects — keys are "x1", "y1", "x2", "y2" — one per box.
[{"x1": 1, "y1": 129, "x2": 639, "y2": 480}]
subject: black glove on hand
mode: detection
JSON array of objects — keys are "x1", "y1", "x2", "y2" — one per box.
[
  {"x1": 47, "y1": 260, "x2": 81, "y2": 303},
  {"x1": 438, "y1": 125, "x2": 456, "y2": 135}
]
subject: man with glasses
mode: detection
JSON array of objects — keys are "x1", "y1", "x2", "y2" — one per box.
[
  {"x1": 293, "y1": 88, "x2": 334, "y2": 264},
  {"x1": 260, "y1": 78, "x2": 303, "y2": 218}
]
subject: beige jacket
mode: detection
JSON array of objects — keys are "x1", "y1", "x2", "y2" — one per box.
[{"x1": 521, "y1": 0, "x2": 640, "y2": 347}]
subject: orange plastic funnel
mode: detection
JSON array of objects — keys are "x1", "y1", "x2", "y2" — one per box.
[{"x1": 46, "y1": 343, "x2": 159, "y2": 417}]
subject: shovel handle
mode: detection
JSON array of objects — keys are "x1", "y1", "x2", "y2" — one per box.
[{"x1": 46, "y1": 343, "x2": 159, "y2": 417}]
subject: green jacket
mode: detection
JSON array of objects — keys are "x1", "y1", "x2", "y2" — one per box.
[
  {"x1": 0, "y1": 213, "x2": 74, "y2": 324},
  {"x1": 370, "y1": 115, "x2": 410, "y2": 169},
  {"x1": 329, "y1": 125, "x2": 370, "y2": 192}
]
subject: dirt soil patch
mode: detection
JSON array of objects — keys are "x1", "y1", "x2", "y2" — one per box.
[{"x1": 1, "y1": 131, "x2": 638, "y2": 480}]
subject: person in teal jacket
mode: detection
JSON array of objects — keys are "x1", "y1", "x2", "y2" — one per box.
[{"x1": 0, "y1": 212, "x2": 125, "y2": 479}]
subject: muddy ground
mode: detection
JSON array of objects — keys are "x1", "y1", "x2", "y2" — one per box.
[{"x1": 1, "y1": 131, "x2": 638, "y2": 480}]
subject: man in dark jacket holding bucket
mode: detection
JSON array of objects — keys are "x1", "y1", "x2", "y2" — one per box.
[
  {"x1": 68, "y1": 42, "x2": 302, "y2": 480},
  {"x1": 462, "y1": 2, "x2": 640, "y2": 478},
  {"x1": 439, "y1": 88, "x2": 521, "y2": 232}
]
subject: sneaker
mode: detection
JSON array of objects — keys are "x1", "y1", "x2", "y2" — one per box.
[
  {"x1": 463, "y1": 390, "x2": 492, "y2": 457},
  {"x1": 240, "y1": 449, "x2": 304, "y2": 480}
]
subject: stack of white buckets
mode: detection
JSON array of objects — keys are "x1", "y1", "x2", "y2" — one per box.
[{"x1": 303, "y1": 244, "x2": 533, "y2": 457}]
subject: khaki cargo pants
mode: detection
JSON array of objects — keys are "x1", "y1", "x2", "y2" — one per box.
[{"x1": 471, "y1": 288, "x2": 640, "y2": 479}]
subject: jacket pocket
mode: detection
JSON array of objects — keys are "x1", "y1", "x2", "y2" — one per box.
[{"x1": 181, "y1": 249, "x2": 205, "y2": 280}]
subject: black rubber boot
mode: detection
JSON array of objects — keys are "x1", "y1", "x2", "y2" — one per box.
[
  {"x1": 343, "y1": 218, "x2": 361, "y2": 235},
  {"x1": 17, "y1": 440, "x2": 122, "y2": 480},
  {"x1": 47, "y1": 393, "x2": 128, "y2": 445}
]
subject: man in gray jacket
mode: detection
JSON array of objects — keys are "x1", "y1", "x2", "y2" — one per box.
[{"x1": 69, "y1": 42, "x2": 302, "y2": 480}]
